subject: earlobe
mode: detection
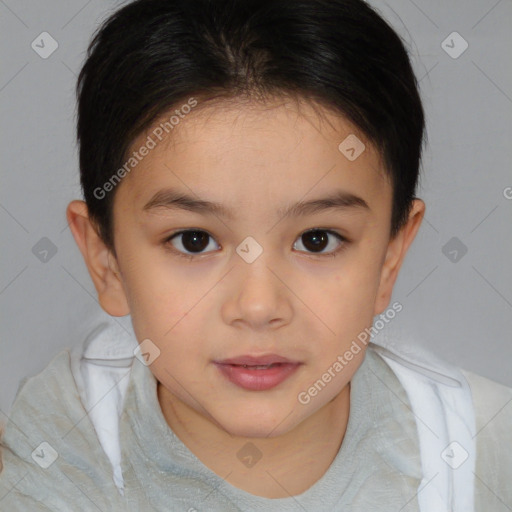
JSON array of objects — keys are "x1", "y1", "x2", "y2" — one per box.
[
  {"x1": 66, "y1": 200, "x2": 130, "y2": 317},
  {"x1": 373, "y1": 199, "x2": 426, "y2": 315}
]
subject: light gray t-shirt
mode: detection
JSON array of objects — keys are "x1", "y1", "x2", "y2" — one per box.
[
  {"x1": 1, "y1": 344, "x2": 511, "y2": 511},
  {"x1": 118, "y1": 347, "x2": 422, "y2": 511}
]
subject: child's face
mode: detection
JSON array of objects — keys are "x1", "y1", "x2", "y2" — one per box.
[{"x1": 95, "y1": 97, "x2": 420, "y2": 437}]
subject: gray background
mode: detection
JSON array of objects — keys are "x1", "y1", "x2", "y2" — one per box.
[{"x1": 1, "y1": 0, "x2": 511, "y2": 420}]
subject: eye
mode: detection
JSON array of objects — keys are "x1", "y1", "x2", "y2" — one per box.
[
  {"x1": 164, "y1": 230, "x2": 219, "y2": 259},
  {"x1": 163, "y1": 228, "x2": 348, "y2": 260},
  {"x1": 293, "y1": 229, "x2": 347, "y2": 257}
]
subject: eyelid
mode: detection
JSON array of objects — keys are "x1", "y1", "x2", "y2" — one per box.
[
  {"x1": 163, "y1": 229, "x2": 220, "y2": 260},
  {"x1": 293, "y1": 229, "x2": 349, "y2": 258},
  {"x1": 163, "y1": 228, "x2": 350, "y2": 259}
]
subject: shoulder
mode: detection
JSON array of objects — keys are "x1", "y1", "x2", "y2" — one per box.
[
  {"x1": 0, "y1": 349, "x2": 122, "y2": 510},
  {"x1": 2, "y1": 349, "x2": 76, "y2": 425},
  {"x1": 1, "y1": 349, "x2": 75, "y2": 462},
  {"x1": 461, "y1": 368, "x2": 512, "y2": 438},
  {"x1": 0, "y1": 350, "x2": 81, "y2": 458},
  {"x1": 461, "y1": 368, "x2": 512, "y2": 507},
  {"x1": 461, "y1": 367, "x2": 512, "y2": 441},
  {"x1": 461, "y1": 369, "x2": 512, "y2": 420}
]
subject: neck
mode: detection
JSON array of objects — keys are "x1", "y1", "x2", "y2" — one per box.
[{"x1": 157, "y1": 381, "x2": 351, "y2": 498}]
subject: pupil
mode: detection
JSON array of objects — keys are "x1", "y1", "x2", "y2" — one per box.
[
  {"x1": 183, "y1": 231, "x2": 209, "y2": 252},
  {"x1": 303, "y1": 230, "x2": 327, "y2": 252}
]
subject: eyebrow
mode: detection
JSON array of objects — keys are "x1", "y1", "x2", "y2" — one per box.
[{"x1": 142, "y1": 188, "x2": 370, "y2": 220}]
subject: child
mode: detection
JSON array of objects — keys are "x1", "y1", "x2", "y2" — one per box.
[{"x1": 1, "y1": 0, "x2": 510, "y2": 510}]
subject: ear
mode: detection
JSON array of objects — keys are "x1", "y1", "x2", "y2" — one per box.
[
  {"x1": 66, "y1": 200, "x2": 130, "y2": 317},
  {"x1": 374, "y1": 199, "x2": 425, "y2": 315}
]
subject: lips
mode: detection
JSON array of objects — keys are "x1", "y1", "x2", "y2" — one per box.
[
  {"x1": 217, "y1": 354, "x2": 296, "y2": 366},
  {"x1": 214, "y1": 354, "x2": 301, "y2": 391}
]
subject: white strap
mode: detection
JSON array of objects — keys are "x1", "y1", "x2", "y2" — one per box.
[
  {"x1": 373, "y1": 343, "x2": 476, "y2": 512},
  {"x1": 70, "y1": 322, "x2": 137, "y2": 496}
]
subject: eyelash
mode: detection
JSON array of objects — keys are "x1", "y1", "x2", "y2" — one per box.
[{"x1": 162, "y1": 229, "x2": 350, "y2": 261}]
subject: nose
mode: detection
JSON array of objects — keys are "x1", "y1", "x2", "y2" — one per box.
[{"x1": 221, "y1": 254, "x2": 293, "y2": 331}]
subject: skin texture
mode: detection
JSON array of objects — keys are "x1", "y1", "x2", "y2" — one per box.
[{"x1": 67, "y1": 96, "x2": 425, "y2": 498}]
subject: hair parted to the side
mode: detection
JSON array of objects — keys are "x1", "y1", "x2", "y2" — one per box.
[{"x1": 76, "y1": 0, "x2": 425, "y2": 254}]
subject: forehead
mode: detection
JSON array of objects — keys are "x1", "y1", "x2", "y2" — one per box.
[{"x1": 114, "y1": 97, "x2": 390, "y2": 219}]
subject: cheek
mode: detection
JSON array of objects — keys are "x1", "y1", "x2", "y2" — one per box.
[
  {"x1": 122, "y1": 261, "x2": 212, "y2": 363},
  {"x1": 121, "y1": 229, "x2": 383, "y2": 349},
  {"x1": 118, "y1": 251, "x2": 186, "y2": 337},
  {"x1": 315, "y1": 252, "x2": 383, "y2": 345}
]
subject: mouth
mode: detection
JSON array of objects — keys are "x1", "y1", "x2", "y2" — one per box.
[{"x1": 214, "y1": 354, "x2": 302, "y2": 391}]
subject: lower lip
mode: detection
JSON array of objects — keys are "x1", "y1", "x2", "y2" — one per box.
[{"x1": 214, "y1": 362, "x2": 301, "y2": 391}]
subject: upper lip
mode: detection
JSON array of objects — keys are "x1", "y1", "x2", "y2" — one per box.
[{"x1": 215, "y1": 354, "x2": 299, "y2": 366}]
